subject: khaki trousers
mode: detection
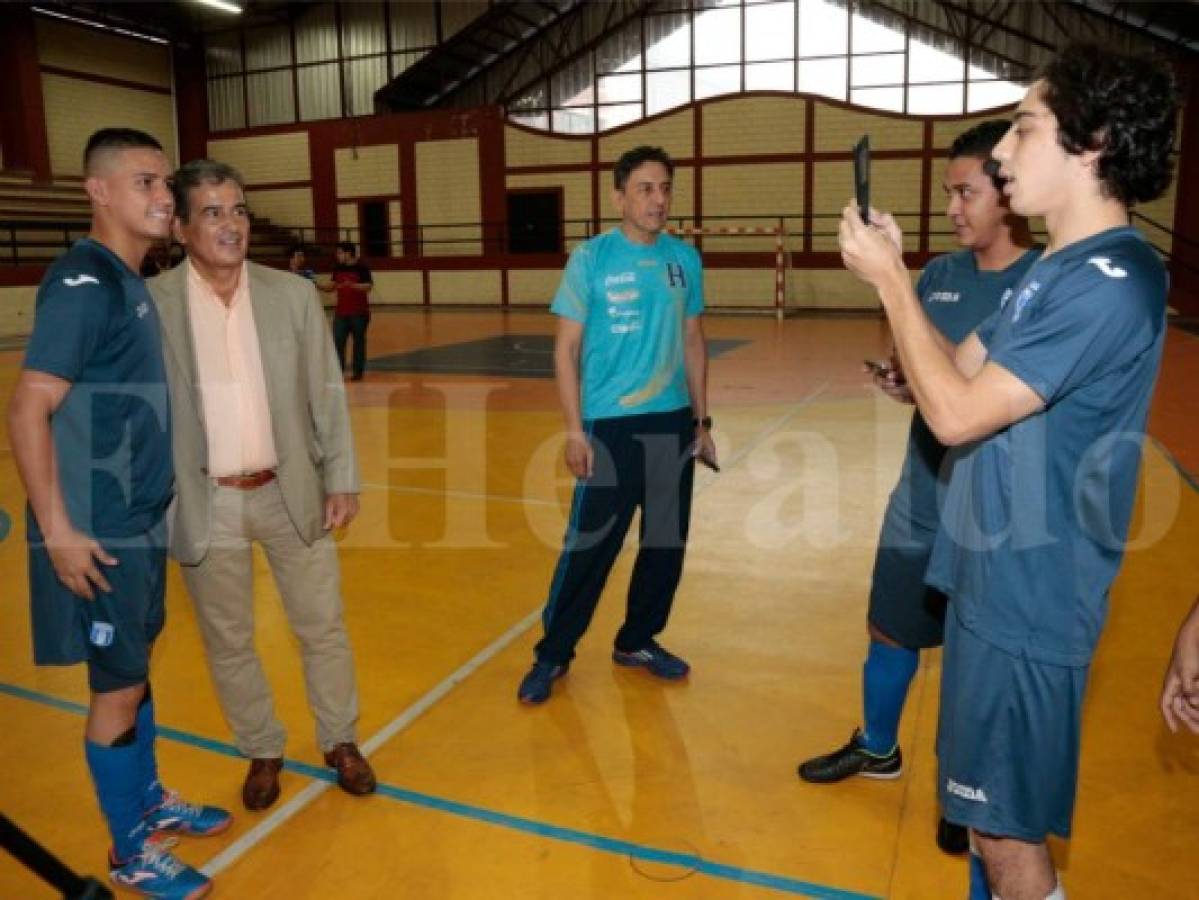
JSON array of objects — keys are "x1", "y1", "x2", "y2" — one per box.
[{"x1": 181, "y1": 480, "x2": 360, "y2": 758}]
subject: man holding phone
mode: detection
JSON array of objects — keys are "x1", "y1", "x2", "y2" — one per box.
[
  {"x1": 517, "y1": 145, "x2": 713, "y2": 705},
  {"x1": 839, "y1": 44, "x2": 1176, "y2": 899},
  {"x1": 798, "y1": 121, "x2": 1039, "y2": 855}
]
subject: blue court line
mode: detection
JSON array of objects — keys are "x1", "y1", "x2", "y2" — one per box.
[{"x1": 0, "y1": 680, "x2": 879, "y2": 900}]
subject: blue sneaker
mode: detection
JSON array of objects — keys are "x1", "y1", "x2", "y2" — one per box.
[
  {"x1": 110, "y1": 834, "x2": 212, "y2": 899},
  {"x1": 144, "y1": 790, "x2": 232, "y2": 837},
  {"x1": 612, "y1": 642, "x2": 690, "y2": 680},
  {"x1": 517, "y1": 660, "x2": 569, "y2": 705}
]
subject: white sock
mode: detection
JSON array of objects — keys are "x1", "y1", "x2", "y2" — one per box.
[{"x1": 991, "y1": 877, "x2": 1065, "y2": 900}]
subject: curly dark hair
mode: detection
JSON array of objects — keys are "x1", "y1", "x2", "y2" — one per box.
[{"x1": 1040, "y1": 43, "x2": 1178, "y2": 207}]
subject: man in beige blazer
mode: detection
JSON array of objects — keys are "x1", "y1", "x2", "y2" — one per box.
[{"x1": 149, "y1": 158, "x2": 376, "y2": 811}]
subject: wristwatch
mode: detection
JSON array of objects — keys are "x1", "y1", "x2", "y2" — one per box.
[{"x1": 693, "y1": 416, "x2": 713, "y2": 431}]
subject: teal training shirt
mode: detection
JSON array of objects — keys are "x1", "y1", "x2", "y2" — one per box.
[{"x1": 551, "y1": 228, "x2": 704, "y2": 421}]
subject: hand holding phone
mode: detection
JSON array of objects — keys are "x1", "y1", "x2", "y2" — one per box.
[
  {"x1": 863, "y1": 358, "x2": 892, "y2": 377},
  {"x1": 852, "y1": 135, "x2": 871, "y2": 223}
]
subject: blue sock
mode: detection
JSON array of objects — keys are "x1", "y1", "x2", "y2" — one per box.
[
  {"x1": 968, "y1": 850, "x2": 991, "y2": 899},
  {"x1": 861, "y1": 639, "x2": 919, "y2": 754},
  {"x1": 85, "y1": 737, "x2": 146, "y2": 861},
  {"x1": 136, "y1": 688, "x2": 166, "y2": 813}
]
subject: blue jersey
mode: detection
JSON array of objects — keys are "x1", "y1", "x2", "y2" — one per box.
[
  {"x1": 23, "y1": 239, "x2": 173, "y2": 539},
  {"x1": 926, "y1": 227, "x2": 1167, "y2": 666},
  {"x1": 896, "y1": 247, "x2": 1041, "y2": 531},
  {"x1": 551, "y1": 228, "x2": 704, "y2": 421}
]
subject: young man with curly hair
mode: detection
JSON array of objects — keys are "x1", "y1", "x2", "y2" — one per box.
[{"x1": 838, "y1": 44, "x2": 1177, "y2": 900}]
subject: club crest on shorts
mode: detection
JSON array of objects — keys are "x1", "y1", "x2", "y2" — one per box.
[{"x1": 90, "y1": 621, "x2": 116, "y2": 648}]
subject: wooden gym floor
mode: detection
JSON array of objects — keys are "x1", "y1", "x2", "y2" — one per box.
[{"x1": 1, "y1": 309, "x2": 1196, "y2": 899}]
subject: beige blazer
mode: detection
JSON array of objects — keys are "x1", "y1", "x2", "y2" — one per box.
[{"x1": 149, "y1": 261, "x2": 359, "y2": 565}]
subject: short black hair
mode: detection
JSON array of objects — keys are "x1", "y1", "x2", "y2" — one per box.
[
  {"x1": 613, "y1": 146, "x2": 674, "y2": 191},
  {"x1": 1040, "y1": 43, "x2": 1178, "y2": 206},
  {"x1": 949, "y1": 120, "x2": 1010, "y2": 190},
  {"x1": 83, "y1": 128, "x2": 162, "y2": 174},
  {"x1": 337, "y1": 241, "x2": 357, "y2": 256},
  {"x1": 171, "y1": 158, "x2": 246, "y2": 222}
]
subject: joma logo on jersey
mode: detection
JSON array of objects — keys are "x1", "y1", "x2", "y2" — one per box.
[
  {"x1": 1087, "y1": 256, "x2": 1128, "y2": 279},
  {"x1": 665, "y1": 263, "x2": 686, "y2": 288},
  {"x1": 1012, "y1": 280, "x2": 1041, "y2": 323},
  {"x1": 927, "y1": 290, "x2": 960, "y2": 303},
  {"x1": 946, "y1": 778, "x2": 988, "y2": 803}
]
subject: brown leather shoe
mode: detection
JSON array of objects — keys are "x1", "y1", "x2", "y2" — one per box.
[
  {"x1": 242, "y1": 757, "x2": 283, "y2": 811},
  {"x1": 323, "y1": 743, "x2": 376, "y2": 796}
]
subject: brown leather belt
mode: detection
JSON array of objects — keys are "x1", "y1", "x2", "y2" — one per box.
[{"x1": 215, "y1": 469, "x2": 276, "y2": 490}]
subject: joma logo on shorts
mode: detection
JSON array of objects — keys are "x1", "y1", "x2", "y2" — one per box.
[{"x1": 946, "y1": 778, "x2": 988, "y2": 803}]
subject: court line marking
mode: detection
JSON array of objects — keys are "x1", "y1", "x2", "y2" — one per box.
[
  {"x1": 199, "y1": 606, "x2": 543, "y2": 878},
  {"x1": 1150, "y1": 436, "x2": 1199, "y2": 495},
  {"x1": 0, "y1": 680, "x2": 879, "y2": 900}
]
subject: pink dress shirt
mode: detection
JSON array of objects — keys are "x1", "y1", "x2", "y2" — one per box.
[{"x1": 186, "y1": 260, "x2": 279, "y2": 477}]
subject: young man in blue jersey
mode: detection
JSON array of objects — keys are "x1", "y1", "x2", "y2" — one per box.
[
  {"x1": 798, "y1": 121, "x2": 1038, "y2": 857},
  {"x1": 7, "y1": 129, "x2": 230, "y2": 899},
  {"x1": 518, "y1": 145, "x2": 714, "y2": 705},
  {"x1": 839, "y1": 45, "x2": 1177, "y2": 900}
]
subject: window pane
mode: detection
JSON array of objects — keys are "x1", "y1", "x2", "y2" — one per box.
[
  {"x1": 851, "y1": 11, "x2": 904, "y2": 54},
  {"x1": 390, "y1": 0, "x2": 435, "y2": 51},
  {"x1": 598, "y1": 73, "x2": 642, "y2": 103},
  {"x1": 646, "y1": 14, "x2": 690, "y2": 69},
  {"x1": 851, "y1": 53, "x2": 905, "y2": 88},
  {"x1": 851, "y1": 86, "x2": 903, "y2": 112},
  {"x1": 392, "y1": 50, "x2": 428, "y2": 77},
  {"x1": 908, "y1": 83, "x2": 963, "y2": 115},
  {"x1": 909, "y1": 39, "x2": 964, "y2": 83},
  {"x1": 245, "y1": 26, "x2": 291, "y2": 71},
  {"x1": 295, "y1": 4, "x2": 338, "y2": 63},
  {"x1": 746, "y1": 2, "x2": 795, "y2": 62},
  {"x1": 695, "y1": 64, "x2": 740, "y2": 100},
  {"x1": 298, "y1": 62, "x2": 341, "y2": 120},
  {"x1": 647, "y1": 69, "x2": 689, "y2": 115},
  {"x1": 598, "y1": 103, "x2": 642, "y2": 131},
  {"x1": 798, "y1": 58, "x2": 846, "y2": 100},
  {"x1": 695, "y1": 7, "x2": 741, "y2": 65},
  {"x1": 552, "y1": 107, "x2": 594, "y2": 134},
  {"x1": 552, "y1": 56, "x2": 593, "y2": 106},
  {"x1": 247, "y1": 70, "x2": 295, "y2": 126},
  {"x1": 597, "y1": 21, "x2": 641, "y2": 73},
  {"x1": 967, "y1": 79, "x2": 1025, "y2": 112},
  {"x1": 206, "y1": 32, "x2": 242, "y2": 76},
  {"x1": 346, "y1": 56, "x2": 387, "y2": 116},
  {"x1": 510, "y1": 111, "x2": 549, "y2": 130},
  {"x1": 746, "y1": 61, "x2": 794, "y2": 92},
  {"x1": 342, "y1": 1, "x2": 386, "y2": 57},
  {"x1": 207, "y1": 76, "x2": 245, "y2": 130},
  {"x1": 799, "y1": 0, "x2": 847, "y2": 56}
]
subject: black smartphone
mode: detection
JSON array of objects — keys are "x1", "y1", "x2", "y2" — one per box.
[{"x1": 853, "y1": 135, "x2": 871, "y2": 223}]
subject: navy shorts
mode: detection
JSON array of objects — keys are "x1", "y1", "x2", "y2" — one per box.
[
  {"x1": 936, "y1": 610, "x2": 1089, "y2": 841},
  {"x1": 867, "y1": 504, "x2": 947, "y2": 649},
  {"x1": 29, "y1": 516, "x2": 167, "y2": 693}
]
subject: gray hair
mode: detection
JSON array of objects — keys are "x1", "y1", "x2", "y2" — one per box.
[{"x1": 172, "y1": 158, "x2": 246, "y2": 222}]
